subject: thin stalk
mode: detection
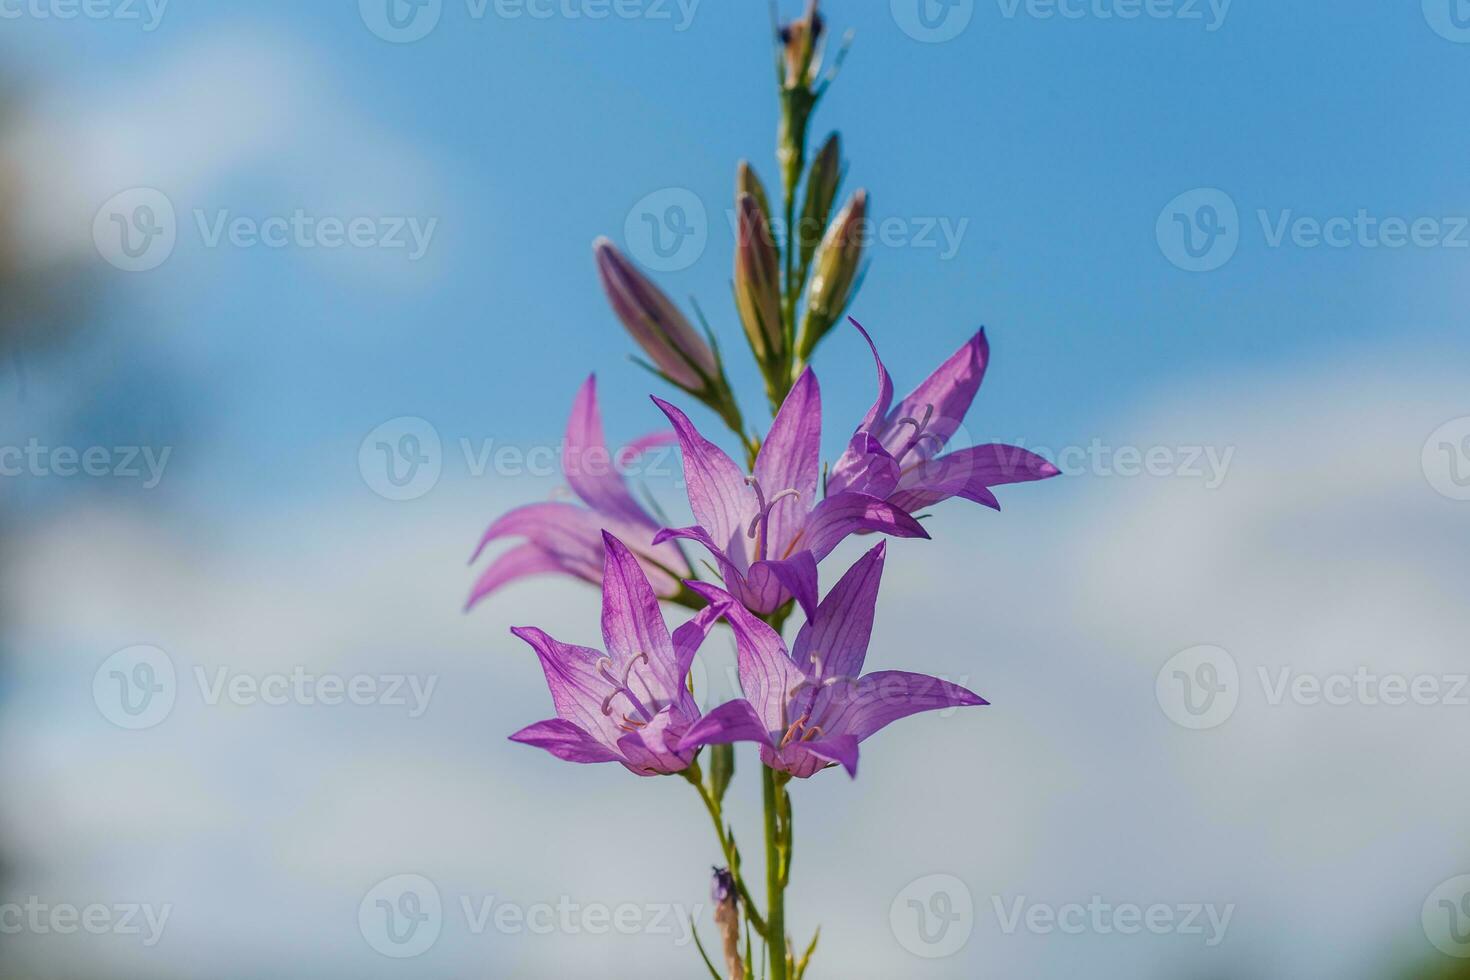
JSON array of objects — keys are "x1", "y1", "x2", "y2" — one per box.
[
  {"x1": 685, "y1": 766, "x2": 769, "y2": 939},
  {"x1": 762, "y1": 765, "x2": 787, "y2": 980}
]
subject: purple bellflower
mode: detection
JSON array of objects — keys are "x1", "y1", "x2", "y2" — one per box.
[
  {"x1": 678, "y1": 541, "x2": 985, "y2": 778},
  {"x1": 467, "y1": 375, "x2": 692, "y2": 610},
  {"x1": 508, "y1": 532, "x2": 727, "y2": 776},
  {"x1": 652, "y1": 368, "x2": 928, "y2": 620},
  {"x1": 828, "y1": 320, "x2": 1060, "y2": 514}
]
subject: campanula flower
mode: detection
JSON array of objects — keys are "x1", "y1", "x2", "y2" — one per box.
[
  {"x1": 827, "y1": 320, "x2": 1060, "y2": 514},
  {"x1": 508, "y1": 532, "x2": 728, "y2": 776},
  {"x1": 467, "y1": 375, "x2": 692, "y2": 610},
  {"x1": 652, "y1": 368, "x2": 928, "y2": 619},
  {"x1": 678, "y1": 542, "x2": 984, "y2": 778}
]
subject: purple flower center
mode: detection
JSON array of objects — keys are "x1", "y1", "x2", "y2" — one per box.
[
  {"x1": 596, "y1": 652, "x2": 657, "y2": 731},
  {"x1": 744, "y1": 476, "x2": 802, "y2": 562},
  {"x1": 890, "y1": 403, "x2": 945, "y2": 462}
]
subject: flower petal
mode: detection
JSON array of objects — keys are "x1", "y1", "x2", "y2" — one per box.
[
  {"x1": 469, "y1": 501, "x2": 602, "y2": 566},
  {"x1": 821, "y1": 670, "x2": 987, "y2": 744},
  {"x1": 687, "y1": 581, "x2": 804, "y2": 734},
  {"x1": 792, "y1": 541, "x2": 884, "y2": 678},
  {"x1": 882, "y1": 329, "x2": 989, "y2": 460},
  {"x1": 565, "y1": 375, "x2": 656, "y2": 529},
  {"x1": 826, "y1": 432, "x2": 901, "y2": 499},
  {"x1": 754, "y1": 367, "x2": 821, "y2": 555},
  {"x1": 599, "y1": 532, "x2": 677, "y2": 697},
  {"x1": 509, "y1": 718, "x2": 623, "y2": 765},
  {"x1": 465, "y1": 542, "x2": 569, "y2": 611},
  {"x1": 894, "y1": 443, "x2": 1060, "y2": 510},
  {"x1": 509, "y1": 626, "x2": 624, "y2": 752},
  {"x1": 670, "y1": 599, "x2": 731, "y2": 715},
  {"x1": 678, "y1": 697, "x2": 772, "y2": 752},
  {"x1": 849, "y1": 318, "x2": 894, "y2": 431},
  {"x1": 652, "y1": 396, "x2": 756, "y2": 566},
  {"x1": 615, "y1": 707, "x2": 692, "y2": 776},
  {"x1": 799, "y1": 492, "x2": 929, "y2": 562},
  {"x1": 801, "y1": 734, "x2": 860, "y2": 778},
  {"x1": 748, "y1": 552, "x2": 819, "y2": 621}
]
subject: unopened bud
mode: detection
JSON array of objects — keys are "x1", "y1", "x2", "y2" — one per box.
[
  {"x1": 737, "y1": 160, "x2": 773, "y2": 232},
  {"x1": 779, "y1": 0, "x2": 825, "y2": 89},
  {"x1": 734, "y1": 193, "x2": 785, "y2": 367},
  {"x1": 798, "y1": 133, "x2": 841, "y2": 273},
  {"x1": 711, "y1": 867, "x2": 743, "y2": 979},
  {"x1": 594, "y1": 238, "x2": 718, "y2": 392},
  {"x1": 802, "y1": 189, "x2": 867, "y2": 356}
]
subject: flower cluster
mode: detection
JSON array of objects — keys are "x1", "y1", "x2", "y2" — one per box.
[
  {"x1": 475, "y1": 318, "x2": 1058, "y2": 778},
  {"x1": 463, "y1": 4, "x2": 1057, "y2": 975}
]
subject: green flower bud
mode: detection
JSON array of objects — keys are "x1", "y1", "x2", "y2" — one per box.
[
  {"x1": 801, "y1": 188, "x2": 867, "y2": 359},
  {"x1": 734, "y1": 192, "x2": 785, "y2": 368},
  {"x1": 798, "y1": 132, "x2": 841, "y2": 274}
]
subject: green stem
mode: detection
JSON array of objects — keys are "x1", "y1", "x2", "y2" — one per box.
[
  {"x1": 763, "y1": 765, "x2": 788, "y2": 980},
  {"x1": 684, "y1": 766, "x2": 768, "y2": 939}
]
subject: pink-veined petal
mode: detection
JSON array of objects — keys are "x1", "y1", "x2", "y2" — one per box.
[
  {"x1": 754, "y1": 368, "x2": 821, "y2": 556},
  {"x1": 564, "y1": 375, "x2": 656, "y2": 529},
  {"x1": 799, "y1": 492, "x2": 929, "y2": 562},
  {"x1": 687, "y1": 581, "x2": 804, "y2": 735},
  {"x1": 820, "y1": 670, "x2": 987, "y2": 744},
  {"x1": 849, "y1": 318, "x2": 894, "y2": 431},
  {"x1": 598, "y1": 531, "x2": 677, "y2": 698},
  {"x1": 791, "y1": 542, "x2": 884, "y2": 678},
  {"x1": 509, "y1": 718, "x2": 623, "y2": 765},
  {"x1": 652, "y1": 396, "x2": 756, "y2": 564},
  {"x1": 465, "y1": 542, "x2": 572, "y2": 611},
  {"x1": 826, "y1": 432, "x2": 901, "y2": 499},
  {"x1": 509, "y1": 626, "x2": 625, "y2": 752},
  {"x1": 881, "y1": 329, "x2": 989, "y2": 461},
  {"x1": 747, "y1": 552, "x2": 819, "y2": 620},
  {"x1": 615, "y1": 707, "x2": 692, "y2": 776},
  {"x1": 678, "y1": 698, "x2": 772, "y2": 752}
]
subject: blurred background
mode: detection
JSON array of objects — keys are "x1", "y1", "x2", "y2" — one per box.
[{"x1": 1, "y1": 1, "x2": 1468, "y2": 977}]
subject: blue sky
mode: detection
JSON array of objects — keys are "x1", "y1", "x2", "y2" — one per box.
[{"x1": 9, "y1": 0, "x2": 1470, "y2": 515}]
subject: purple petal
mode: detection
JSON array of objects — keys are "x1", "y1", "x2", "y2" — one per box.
[
  {"x1": 654, "y1": 525, "x2": 749, "y2": 592},
  {"x1": 509, "y1": 626, "x2": 625, "y2": 753},
  {"x1": 686, "y1": 581, "x2": 804, "y2": 734},
  {"x1": 652, "y1": 396, "x2": 756, "y2": 565},
  {"x1": 754, "y1": 368, "x2": 821, "y2": 555},
  {"x1": 465, "y1": 542, "x2": 569, "y2": 611},
  {"x1": 615, "y1": 707, "x2": 693, "y2": 776},
  {"x1": 849, "y1": 318, "x2": 894, "y2": 431},
  {"x1": 882, "y1": 329, "x2": 989, "y2": 460},
  {"x1": 751, "y1": 551, "x2": 819, "y2": 621},
  {"x1": 616, "y1": 429, "x2": 678, "y2": 468},
  {"x1": 820, "y1": 670, "x2": 987, "y2": 744},
  {"x1": 469, "y1": 501, "x2": 602, "y2": 566},
  {"x1": 670, "y1": 599, "x2": 731, "y2": 713},
  {"x1": 678, "y1": 697, "x2": 772, "y2": 752},
  {"x1": 798, "y1": 491, "x2": 929, "y2": 562},
  {"x1": 826, "y1": 432, "x2": 901, "y2": 499},
  {"x1": 792, "y1": 542, "x2": 884, "y2": 679},
  {"x1": 802, "y1": 734, "x2": 860, "y2": 778},
  {"x1": 564, "y1": 376, "x2": 657, "y2": 529},
  {"x1": 510, "y1": 718, "x2": 622, "y2": 765},
  {"x1": 896, "y1": 443, "x2": 1060, "y2": 505},
  {"x1": 599, "y1": 532, "x2": 677, "y2": 698}
]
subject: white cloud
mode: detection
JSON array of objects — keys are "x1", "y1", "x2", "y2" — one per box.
[{"x1": 1, "y1": 352, "x2": 1468, "y2": 977}]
